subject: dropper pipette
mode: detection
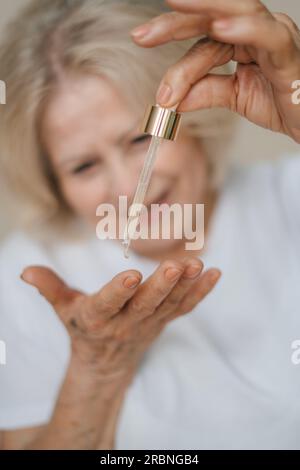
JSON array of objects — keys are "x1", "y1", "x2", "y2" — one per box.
[
  {"x1": 122, "y1": 104, "x2": 181, "y2": 258},
  {"x1": 122, "y1": 134, "x2": 162, "y2": 258}
]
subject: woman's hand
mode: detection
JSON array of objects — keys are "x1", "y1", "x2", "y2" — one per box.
[
  {"x1": 131, "y1": 0, "x2": 300, "y2": 143},
  {"x1": 21, "y1": 258, "x2": 221, "y2": 381}
]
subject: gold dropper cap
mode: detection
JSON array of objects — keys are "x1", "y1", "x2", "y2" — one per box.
[{"x1": 141, "y1": 104, "x2": 182, "y2": 141}]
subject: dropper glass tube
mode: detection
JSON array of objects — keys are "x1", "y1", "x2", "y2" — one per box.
[
  {"x1": 122, "y1": 104, "x2": 181, "y2": 258},
  {"x1": 122, "y1": 135, "x2": 162, "y2": 258}
]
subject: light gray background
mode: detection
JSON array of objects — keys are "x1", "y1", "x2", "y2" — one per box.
[{"x1": 0, "y1": 0, "x2": 299, "y2": 239}]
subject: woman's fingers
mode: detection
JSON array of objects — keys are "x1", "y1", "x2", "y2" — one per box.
[
  {"x1": 20, "y1": 266, "x2": 143, "y2": 333},
  {"x1": 177, "y1": 268, "x2": 222, "y2": 316},
  {"x1": 131, "y1": 1, "x2": 271, "y2": 47},
  {"x1": 124, "y1": 260, "x2": 185, "y2": 322},
  {"x1": 177, "y1": 73, "x2": 237, "y2": 113},
  {"x1": 131, "y1": 0, "x2": 300, "y2": 111},
  {"x1": 20, "y1": 266, "x2": 82, "y2": 311},
  {"x1": 273, "y1": 12, "x2": 300, "y2": 36},
  {"x1": 85, "y1": 270, "x2": 143, "y2": 326},
  {"x1": 211, "y1": 15, "x2": 299, "y2": 71},
  {"x1": 131, "y1": 12, "x2": 209, "y2": 47},
  {"x1": 156, "y1": 20, "x2": 298, "y2": 110},
  {"x1": 154, "y1": 258, "x2": 203, "y2": 318},
  {"x1": 156, "y1": 38, "x2": 233, "y2": 108},
  {"x1": 143, "y1": 258, "x2": 204, "y2": 326},
  {"x1": 144, "y1": 266, "x2": 222, "y2": 330},
  {"x1": 165, "y1": 0, "x2": 269, "y2": 16}
]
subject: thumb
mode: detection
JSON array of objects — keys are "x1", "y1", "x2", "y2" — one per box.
[{"x1": 20, "y1": 265, "x2": 82, "y2": 311}]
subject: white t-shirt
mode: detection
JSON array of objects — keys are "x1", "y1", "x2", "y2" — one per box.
[{"x1": 0, "y1": 154, "x2": 300, "y2": 450}]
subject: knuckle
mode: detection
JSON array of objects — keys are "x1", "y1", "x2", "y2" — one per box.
[
  {"x1": 130, "y1": 295, "x2": 152, "y2": 316},
  {"x1": 82, "y1": 298, "x2": 111, "y2": 332},
  {"x1": 179, "y1": 61, "x2": 194, "y2": 84},
  {"x1": 166, "y1": 62, "x2": 190, "y2": 86},
  {"x1": 147, "y1": 13, "x2": 164, "y2": 29},
  {"x1": 98, "y1": 294, "x2": 117, "y2": 316},
  {"x1": 157, "y1": 302, "x2": 176, "y2": 321},
  {"x1": 166, "y1": 295, "x2": 180, "y2": 308},
  {"x1": 164, "y1": 11, "x2": 178, "y2": 35},
  {"x1": 153, "y1": 283, "x2": 167, "y2": 299},
  {"x1": 274, "y1": 12, "x2": 299, "y2": 32},
  {"x1": 279, "y1": 24, "x2": 295, "y2": 50}
]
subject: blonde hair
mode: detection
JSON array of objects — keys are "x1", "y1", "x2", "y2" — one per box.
[{"x1": 0, "y1": 0, "x2": 237, "y2": 239}]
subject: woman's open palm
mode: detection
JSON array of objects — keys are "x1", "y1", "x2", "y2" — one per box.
[{"x1": 21, "y1": 257, "x2": 221, "y2": 381}]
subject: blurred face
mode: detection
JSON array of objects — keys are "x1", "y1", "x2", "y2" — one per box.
[{"x1": 40, "y1": 73, "x2": 210, "y2": 259}]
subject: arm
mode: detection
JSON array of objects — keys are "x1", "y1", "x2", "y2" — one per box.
[
  {"x1": 1, "y1": 357, "x2": 134, "y2": 450},
  {"x1": 23, "y1": 356, "x2": 134, "y2": 450}
]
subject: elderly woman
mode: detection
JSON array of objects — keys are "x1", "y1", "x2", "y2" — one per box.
[{"x1": 0, "y1": 0, "x2": 300, "y2": 450}]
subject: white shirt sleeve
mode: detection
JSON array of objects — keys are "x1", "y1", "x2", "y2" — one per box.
[{"x1": 0, "y1": 232, "x2": 70, "y2": 430}]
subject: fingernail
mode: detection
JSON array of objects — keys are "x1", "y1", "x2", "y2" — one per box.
[
  {"x1": 165, "y1": 267, "x2": 182, "y2": 281},
  {"x1": 20, "y1": 270, "x2": 32, "y2": 283},
  {"x1": 156, "y1": 83, "x2": 172, "y2": 106},
  {"x1": 183, "y1": 264, "x2": 202, "y2": 279},
  {"x1": 212, "y1": 19, "x2": 232, "y2": 31},
  {"x1": 123, "y1": 276, "x2": 140, "y2": 289},
  {"x1": 131, "y1": 24, "x2": 152, "y2": 39}
]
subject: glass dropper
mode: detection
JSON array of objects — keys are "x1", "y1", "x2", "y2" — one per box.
[{"x1": 122, "y1": 104, "x2": 181, "y2": 258}]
